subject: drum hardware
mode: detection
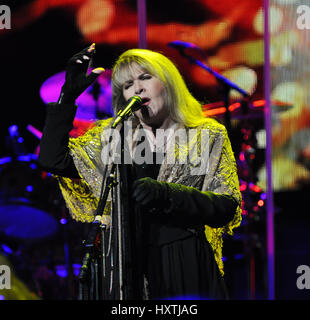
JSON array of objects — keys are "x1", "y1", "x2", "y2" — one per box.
[
  {"x1": 170, "y1": 40, "x2": 273, "y2": 299},
  {"x1": 0, "y1": 124, "x2": 85, "y2": 299}
]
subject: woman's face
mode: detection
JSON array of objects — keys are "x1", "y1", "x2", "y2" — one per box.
[{"x1": 122, "y1": 63, "x2": 168, "y2": 127}]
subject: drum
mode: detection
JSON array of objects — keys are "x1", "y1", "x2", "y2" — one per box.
[{"x1": 0, "y1": 154, "x2": 59, "y2": 242}]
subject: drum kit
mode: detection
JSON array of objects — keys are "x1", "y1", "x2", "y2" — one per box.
[
  {"x1": 0, "y1": 44, "x2": 292, "y2": 300},
  {"x1": 0, "y1": 128, "x2": 88, "y2": 299}
]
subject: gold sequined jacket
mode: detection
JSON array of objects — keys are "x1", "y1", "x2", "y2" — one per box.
[{"x1": 57, "y1": 116, "x2": 242, "y2": 275}]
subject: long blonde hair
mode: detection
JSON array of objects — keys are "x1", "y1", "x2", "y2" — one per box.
[{"x1": 112, "y1": 49, "x2": 207, "y2": 127}]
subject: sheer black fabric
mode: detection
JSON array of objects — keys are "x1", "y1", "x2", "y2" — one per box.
[{"x1": 134, "y1": 148, "x2": 228, "y2": 300}]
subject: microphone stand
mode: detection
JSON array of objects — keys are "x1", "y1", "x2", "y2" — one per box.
[
  {"x1": 110, "y1": 116, "x2": 144, "y2": 300},
  {"x1": 78, "y1": 109, "x2": 140, "y2": 300},
  {"x1": 175, "y1": 48, "x2": 250, "y2": 135},
  {"x1": 78, "y1": 163, "x2": 117, "y2": 300}
]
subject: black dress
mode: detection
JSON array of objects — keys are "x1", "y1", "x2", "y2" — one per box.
[
  {"x1": 39, "y1": 103, "x2": 230, "y2": 300},
  {"x1": 133, "y1": 138, "x2": 228, "y2": 300}
]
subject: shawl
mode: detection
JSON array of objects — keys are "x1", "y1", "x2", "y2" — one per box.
[{"x1": 57, "y1": 116, "x2": 242, "y2": 275}]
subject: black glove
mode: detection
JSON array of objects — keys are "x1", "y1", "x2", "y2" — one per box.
[
  {"x1": 58, "y1": 43, "x2": 105, "y2": 104},
  {"x1": 132, "y1": 177, "x2": 169, "y2": 207},
  {"x1": 132, "y1": 177, "x2": 238, "y2": 228}
]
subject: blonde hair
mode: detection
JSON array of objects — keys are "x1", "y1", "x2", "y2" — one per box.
[{"x1": 112, "y1": 49, "x2": 207, "y2": 127}]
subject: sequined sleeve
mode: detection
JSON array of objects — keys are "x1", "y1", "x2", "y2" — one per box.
[
  {"x1": 202, "y1": 122, "x2": 242, "y2": 233},
  {"x1": 57, "y1": 118, "x2": 113, "y2": 222},
  {"x1": 201, "y1": 120, "x2": 242, "y2": 274}
]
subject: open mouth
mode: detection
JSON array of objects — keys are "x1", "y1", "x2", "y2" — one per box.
[{"x1": 141, "y1": 97, "x2": 150, "y2": 106}]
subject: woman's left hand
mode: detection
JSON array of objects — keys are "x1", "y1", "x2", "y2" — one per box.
[{"x1": 132, "y1": 177, "x2": 168, "y2": 206}]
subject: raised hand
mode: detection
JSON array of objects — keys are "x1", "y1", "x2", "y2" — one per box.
[{"x1": 58, "y1": 43, "x2": 105, "y2": 104}]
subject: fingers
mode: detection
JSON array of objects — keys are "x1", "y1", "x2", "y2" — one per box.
[
  {"x1": 132, "y1": 179, "x2": 147, "y2": 200},
  {"x1": 132, "y1": 179, "x2": 142, "y2": 191},
  {"x1": 134, "y1": 186, "x2": 149, "y2": 202},
  {"x1": 84, "y1": 68, "x2": 105, "y2": 88},
  {"x1": 74, "y1": 54, "x2": 91, "y2": 67},
  {"x1": 79, "y1": 43, "x2": 95, "y2": 56},
  {"x1": 132, "y1": 178, "x2": 158, "y2": 206},
  {"x1": 88, "y1": 43, "x2": 96, "y2": 52},
  {"x1": 132, "y1": 178, "x2": 150, "y2": 197},
  {"x1": 132, "y1": 180, "x2": 143, "y2": 199},
  {"x1": 73, "y1": 43, "x2": 105, "y2": 87},
  {"x1": 76, "y1": 55, "x2": 90, "y2": 63},
  {"x1": 70, "y1": 43, "x2": 96, "y2": 65},
  {"x1": 92, "y1": 67, "x2": 105, "y2": 74},
  {"x1": 134, "y1": 188, "x2": 153, "y2": 206}
]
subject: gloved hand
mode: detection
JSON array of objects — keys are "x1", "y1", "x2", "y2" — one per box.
[
  {"x1": 58, "y1": 43, "x2": 105, "y2": 104},
  {"x1": 132, "y1": 177, "x2": 238, "y2": 228},
  {"x1": 132, "y1": 177, "x2": 169, "y2": 207}
]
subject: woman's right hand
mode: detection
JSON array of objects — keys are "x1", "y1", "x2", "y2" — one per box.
[{"x1": 58, "y1": 43, "x2": 105, "y2": 104}]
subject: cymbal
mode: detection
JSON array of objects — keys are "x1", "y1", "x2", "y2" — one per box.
[
  {"x1": 202, "y1": 99, "x2": 293, "y2": 119},
  {"x1": 0, "y1": 204, "x2": 59, "y2": 241},
  {"x1": 40, "y1": 69, "x2": 114, "y2": 121}
]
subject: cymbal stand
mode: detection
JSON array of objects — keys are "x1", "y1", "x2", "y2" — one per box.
[
  {"x1": 172, "y1": 48, "x2": 250, "y2": 135},
  {"x1": 238, "y1": 123, "x2": 265, "y2": 299}
]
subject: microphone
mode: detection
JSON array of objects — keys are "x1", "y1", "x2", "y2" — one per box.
[{"x1": 112, "y1": 96, "x2": 143, "y2": 128}]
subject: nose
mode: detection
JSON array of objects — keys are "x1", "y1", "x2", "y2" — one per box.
[{"x1": 134, "y1": 81, "x2": 144, "y2": 95}]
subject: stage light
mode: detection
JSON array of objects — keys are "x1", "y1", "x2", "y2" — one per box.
[
  {"x1": 60, "y1": 218, "x2": 67, "y2": 225},
  {"x1": 26, "y1": 185, "x2": 33, "y2": 192},
  {"x1": 258, "y1": 200, "x2": 264, "y2": 207}
]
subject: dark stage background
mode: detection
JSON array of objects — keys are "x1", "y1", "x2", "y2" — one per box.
[{"x1": 0, "y1": 0, "x2": 309, "y2": 300}]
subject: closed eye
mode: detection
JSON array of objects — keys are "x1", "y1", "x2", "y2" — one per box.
[
  {"x1": 123, "y1": 73, "x2": 152, "y2": 90},
  {"x1": 123, "y1": 82, "x2": 132, "y2": 90},
  {"x1": 140, "y1": 73, "x2": 152, "y2": 80}
]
